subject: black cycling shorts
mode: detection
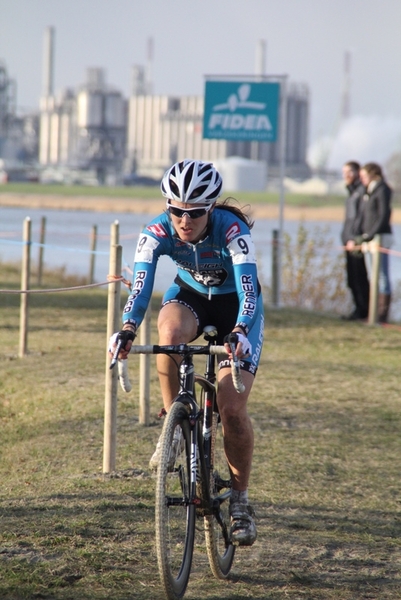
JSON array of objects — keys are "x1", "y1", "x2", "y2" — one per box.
[
  {"x1": 162, "y1": 283, "x2": 239, "y2": 344},
  {"x1": 161, "y1": 282, "x2": 264, "y2": 376}
]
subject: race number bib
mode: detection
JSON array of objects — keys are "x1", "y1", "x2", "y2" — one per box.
[
  {"x1": 227, "y1": 235, "x2": 256, "y2": 264},
  {"x1": 134, "y1": 234, "x2": 160, "y2": 263}
]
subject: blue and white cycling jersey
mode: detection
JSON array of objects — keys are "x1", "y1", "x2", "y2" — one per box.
[{"x1": 122, "y1": 207, "x2": 261, "y2": 335}]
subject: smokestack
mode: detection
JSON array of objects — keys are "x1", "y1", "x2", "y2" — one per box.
[
  {"x1": 340, "y1": 50, "x2": 351, "y2": 120},
  {"x1": 255, "y1": 39, "x2": 266, "y2": 77},
  {"x1": 42, "y1": 26, "x2": 55, "y2": 97},
  {"x1": 146, "y1": 37, "x2": 154, "y2": 95},
  {"x1": 131, "y1": 65, "x2": 146, "y2": 96}
]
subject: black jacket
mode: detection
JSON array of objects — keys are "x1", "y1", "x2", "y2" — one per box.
[
  {"x1": 359, "y1": 180, "x2": 392, "y2": 242},
  {"x1": 341, "y1": 179, "x2": 365, "y2": 245}
]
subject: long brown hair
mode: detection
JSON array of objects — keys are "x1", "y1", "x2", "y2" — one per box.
[
  {"x1": 362, "y1": 162, "x2": 383, "y2": 180},
  {"x1": 215, "y1": 197, "x2": 254, "y2": 230}
]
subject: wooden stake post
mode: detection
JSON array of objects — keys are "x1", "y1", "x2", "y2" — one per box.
[
  {"x1": 19, "y1": 217, "x2": 31, "y2": 358},
  {"x1": 37, "y1": 216, "x2": 46, "y2": 286},
  {"x1": 103, "y1": 221, "x2": 121, "y2": 473},
  {"x1": 271, "y1": 229, "x2": 279, "y2": 307},
  {"x1": 89, "y1": 225, "x2": 98, "y2": 284},
  {"x1": 139, "y1": 309, "x2": 151, "y2": 425}
]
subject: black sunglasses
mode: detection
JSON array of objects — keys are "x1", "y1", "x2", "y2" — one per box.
[{"x1": 166, "y1": 202, "x2": 212, "y2": 219}]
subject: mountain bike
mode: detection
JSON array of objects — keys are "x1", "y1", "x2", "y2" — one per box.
[{"x1": 117, "y1": 327, "x2": 244, "y2": 599}]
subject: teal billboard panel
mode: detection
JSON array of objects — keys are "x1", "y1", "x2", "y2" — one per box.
[{"x1": 203, "y1": 81, "x2": 280, "y2": 142}]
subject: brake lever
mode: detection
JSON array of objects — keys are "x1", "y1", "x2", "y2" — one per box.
[{"x1": 109, "y1": 338, "x2": 123, "y2": 370}]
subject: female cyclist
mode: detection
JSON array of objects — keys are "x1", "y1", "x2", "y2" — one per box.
[{"x1": 110, "y1": 159, "x2": 264, "y2": 546}]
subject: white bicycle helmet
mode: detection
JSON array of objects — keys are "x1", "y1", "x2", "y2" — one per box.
[{"x1": 161, "y1": 159, "x2": 223, "y2": 205}]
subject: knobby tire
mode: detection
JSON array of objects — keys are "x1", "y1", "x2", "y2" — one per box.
[
  {"x1": 155, "y1": 401, "x2": 195, "y2": 599},
  {"x1": 204, "y1": 411, "x2": 235, "y2": 578}
]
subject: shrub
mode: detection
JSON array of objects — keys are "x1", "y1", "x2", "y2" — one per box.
[{"x1": 269, "y1": 222, "x2": 351, "y2": 314}]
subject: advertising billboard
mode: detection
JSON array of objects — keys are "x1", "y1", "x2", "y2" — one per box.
[{"x1": 203, "y1": 81, "x2": 280, "y2": 142}]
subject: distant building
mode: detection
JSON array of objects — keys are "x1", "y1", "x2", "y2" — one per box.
[
  {"x1": 7, "y1": 25, "x2": 311, "y2": 186},
  {"x1": 39, "y1": 68, "x2": 127, "y2": 183},
  {"x1": 126, "y1": 79, "x2": 311, "y2": 181},
  {"x1": 126, "y1": 94, "x2": 227, "y2": 176},
  {"x1": 0, "y1": 60, "x2": 39, "y2": 180},
  {"x1": 33, "y1": 28, "x2": 312, "y2": 185},
  {"x1": 0, "y1": 60, "x2": 17, "y2": 154}
]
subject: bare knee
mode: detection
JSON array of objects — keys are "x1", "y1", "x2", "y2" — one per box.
[
  {"x1": 219, "y1": 401, "x2": 250, "y2": 436},
  {"x1": 158, "y1": 320, "x2": 185, "y2": 344},
  {"x1": 157, "y1": 303, "x2": 197, "y2": 343}
]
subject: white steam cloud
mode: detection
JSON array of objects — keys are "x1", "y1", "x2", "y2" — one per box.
[{"x1": 308, "y1": 115, "x2": 401, "y2": 172}]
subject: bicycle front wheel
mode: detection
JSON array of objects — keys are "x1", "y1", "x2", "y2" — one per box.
[
  {"x1": 155, "y1": 401, "x2": 195, "y2": 600},
  {"x1": 204, "y1": 411, "x2": 235, "y2": 579}
]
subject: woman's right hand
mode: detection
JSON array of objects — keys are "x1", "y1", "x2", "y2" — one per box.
[{"x1": 108, "y1": 329, "x2": 136, "y2": 360}]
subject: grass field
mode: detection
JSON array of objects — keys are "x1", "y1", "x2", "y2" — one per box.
[
  {"x1": 1, "y1": 183, "x2": 400, "y2": 221},
  {"x1": 0, "y1": 264, "x2": 400, "y2": 599},
  {"x1": 0, "y1": 181, "x2": 347, "y2": 207}
]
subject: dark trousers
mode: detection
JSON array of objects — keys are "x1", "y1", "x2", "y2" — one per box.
[{"x1": 345, "y1": 251, "x2": 370, "y2": 318}]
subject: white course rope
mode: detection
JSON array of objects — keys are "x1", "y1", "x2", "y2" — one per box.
[{"x1": 0, "y1": 275, "x2": 131, "y2": 294}]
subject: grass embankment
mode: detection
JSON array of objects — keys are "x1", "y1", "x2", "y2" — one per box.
[
  {"x1": 0, "y1": 263, "x2": 400, "y2": 599},
  {"x1": 0, "y1": 182, "x2": 346, "y2": 207}
]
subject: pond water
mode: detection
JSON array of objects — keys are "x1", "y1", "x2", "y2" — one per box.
[{"x1": 1, "y1": 205, "x2": 401, "y2": 317}]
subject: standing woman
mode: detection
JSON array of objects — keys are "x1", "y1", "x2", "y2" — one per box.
[{"x1": 358, "y1": 162, "x2": 393, "y2": 323}]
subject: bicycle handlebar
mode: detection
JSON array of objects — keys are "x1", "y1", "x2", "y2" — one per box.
[{"x1": 116, "y1": 343, "x2": 246, "y2": 395}]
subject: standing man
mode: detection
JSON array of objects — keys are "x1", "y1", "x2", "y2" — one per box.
[{"x1": 341, "y1": 161, "x2": 370, "y2": 320}]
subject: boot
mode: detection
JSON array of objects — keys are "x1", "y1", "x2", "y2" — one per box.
[{"x1": 378, "y1": 294, "x2": 391, "y2": 323}]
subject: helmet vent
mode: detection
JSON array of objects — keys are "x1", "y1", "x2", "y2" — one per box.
[
  {"x1": 169, "y1": 180, "x2": 180, "y2": 198},
  {"x1": 189, "y1": 185, "x2": 207, "y2": 200},
  {"x1": 198, "y1": 162, "x2": 212, "y2": 175},
  {"x1": 183, "y1": 162, "x2": 195, "y2": 195},
  {"x1": 206, "y1": 180, "x2": 222, "y2": 199}
]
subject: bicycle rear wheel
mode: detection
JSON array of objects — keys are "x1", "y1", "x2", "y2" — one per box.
[
  {"x1": 155, "y1": 401, "x2": 195, "y2": 599},
  {"x1": 204, "y1": 411, "x2": 235, "y2": 579}
]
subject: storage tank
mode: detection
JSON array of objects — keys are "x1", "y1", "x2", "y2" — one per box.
[
  {"x1": 214, "y1": 157, "x2": 267, "y2": 192},
  {"x1": 105, "y1": 92, "x2": 125, "y2": 128},
  {"x1": 77, "y1": 90, "x2": 103, "y2": 128}
]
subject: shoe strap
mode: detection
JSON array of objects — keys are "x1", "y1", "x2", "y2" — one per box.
[{"x1": 230, "y1": 503, "x2": 255, "y2": 522}]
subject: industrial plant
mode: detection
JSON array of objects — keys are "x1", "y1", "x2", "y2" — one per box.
[{"x1": 0, "y1": 27, "x2": 311, "y2": 187}]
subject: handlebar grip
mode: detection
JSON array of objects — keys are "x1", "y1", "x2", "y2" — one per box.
[
  {"x1": 118, "y1": 359, "x2": 132, "y2": 393},
  {"x1": 201, "y1": 344, "x2": 246, "y2": 394},
  {"x1": 229, "y1": 346, "x2": 246, "y2": 394}
]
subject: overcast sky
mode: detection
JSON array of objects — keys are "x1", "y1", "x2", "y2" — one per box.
[{"x1": 1, "y1": 0, "x2": 400, "y2": 169}]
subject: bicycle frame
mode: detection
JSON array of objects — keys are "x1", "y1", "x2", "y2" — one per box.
[
  {"x1": 170, "y1": 344, "x2": 231, "y2": 548},
  {"x1": 167, "y1": 345, "x2": 218, "y2": 513}
]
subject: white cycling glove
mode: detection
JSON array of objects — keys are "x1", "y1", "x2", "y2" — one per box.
[
  {"x1": 108, "y1": 330, "x2": 136, "y2": 353},
  {"x1": 108, "y1": 332, "x2": 119, "y2": 353},
  {"x1": 236, "y1": 332, "x2": 252, "y2": 357}
]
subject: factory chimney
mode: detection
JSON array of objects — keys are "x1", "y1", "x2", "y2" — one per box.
[
  {"x1": 340, "y1": 50, "x2": 351, "y2": 120},
  {"x1": 42, "y1": 26, "x2": 55, "y2": 97},
  {"x1": 255, "y1": 39, "x2": 267, "y2": 77},
  {"x1": 146, "y1": 37, "x2": 154, "y2": 95}
]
